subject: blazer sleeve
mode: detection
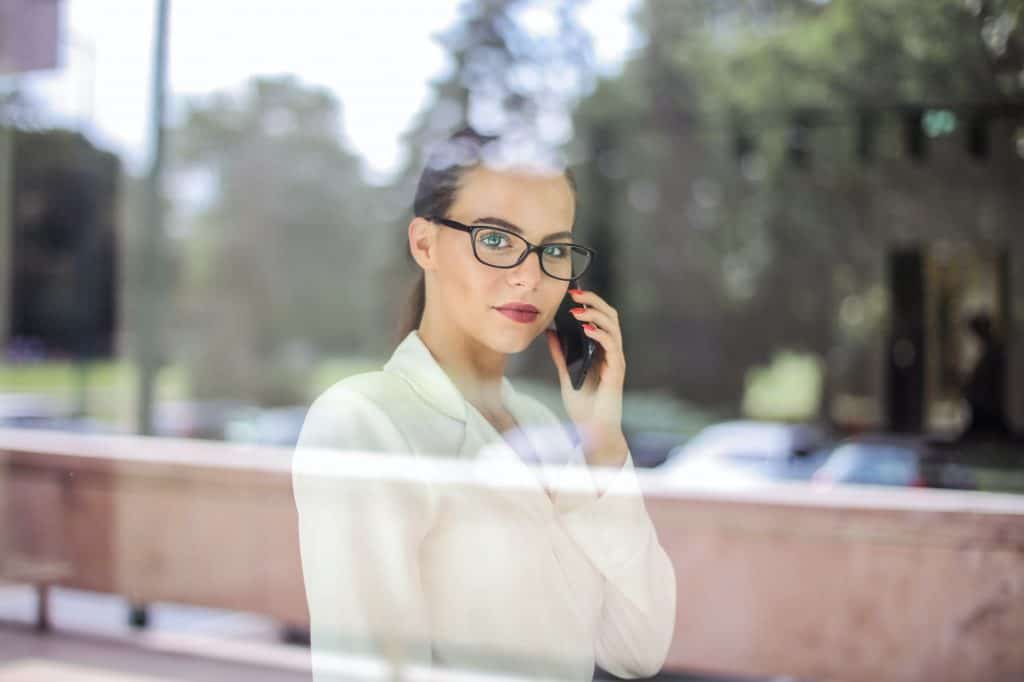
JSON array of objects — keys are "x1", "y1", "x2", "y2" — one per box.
[
  {"x1": 291, "y1": 384, "x2": 438, "y2": 681},
  {"x1": 556, "y1": 446, "x2": 677, "y2": 679}
]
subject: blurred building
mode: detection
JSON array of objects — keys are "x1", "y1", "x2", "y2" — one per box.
[{"x1": 3, "y1": 129, "x2": 120, "y2": 360}]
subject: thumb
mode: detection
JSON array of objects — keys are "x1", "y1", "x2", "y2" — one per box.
[{"x1": 545, "y1": 329, "x2": 570, "y2": 387}]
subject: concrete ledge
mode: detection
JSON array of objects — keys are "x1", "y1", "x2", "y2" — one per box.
[{"x1": 2, "y1": 428, "x2": 1023, "y2": 682}]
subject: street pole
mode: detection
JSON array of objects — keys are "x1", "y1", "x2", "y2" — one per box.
[
  {"x1": 67, "y1": 33, "x2": 98, "y2": 418},
  {"x1": 129, "y1": 0, "x2": 170, "y2": 631},
  {"x1": 135, "y1": 0, "x2": 170, "y2": 438},
  {"x1": 0, "y1": 94, "x2": 11, "y2": 356}
]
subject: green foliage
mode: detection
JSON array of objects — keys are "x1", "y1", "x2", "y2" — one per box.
[
  {"x1": 742, "y1": 350, "x2": 823, "y2": 420},
  {"x1": 172, "y1": 76, "x2": 388, "y2": 405},
  {"x1": 567, "y1": 0, "x2": 1023, "y2": 413}
]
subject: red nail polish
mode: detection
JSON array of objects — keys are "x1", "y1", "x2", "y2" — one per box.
[
  {"x1": 569, "y1": 289, "x2": 583, "y2": 295},
  {"x1": 570, "y1": 307, "x2": 585, "y2": 315},
  {"x1": 582, "y1": 323, "x2": 596, "y2": 332}
]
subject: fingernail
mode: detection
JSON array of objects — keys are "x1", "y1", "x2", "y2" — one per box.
[
  {"x1": 570, "y1": 307, "x2": 585, "y2": 315},
  {"x1": 582, "y1": 323, "x2": 596, "y2": 332},
  {"x1": 569, "y1": 289, "x2": 583, "y2": 295}
]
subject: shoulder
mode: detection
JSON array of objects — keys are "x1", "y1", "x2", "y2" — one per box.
[
  {"x1": 297, "y1": 371, "x2": 412, "y2": 453},
  {"x1": 316, "y1": 370, "x2": 411, "y2": 410},
  {"x1": 292, "y1": 372, "x2": 440, "y2": 517}
]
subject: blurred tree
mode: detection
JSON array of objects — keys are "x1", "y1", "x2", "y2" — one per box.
[
  {"x1": 704, "y1": 0, "x2": 1024, "y2": 421},
  {"x1": 399, "y1": 0, "x2": 594, "y2": 160},
  {"x1": 173, "y1": 76, "x2": 387, "y2": 405},
  {"x1": 565, "y1": 0, "x2": 1024, "y2": 416}
]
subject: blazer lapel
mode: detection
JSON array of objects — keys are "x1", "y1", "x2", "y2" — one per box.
[
  {"x1": 382, "y1": 330, "x2": 467, "y2": 424},
  {"x1": 382, "y1": 330, "x2": 563, "y2": 519}
]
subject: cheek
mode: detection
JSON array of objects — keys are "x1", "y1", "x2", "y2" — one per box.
[
  {"x1": 474, "y1": 270, "x2": 507, "y2": 304},
  {"x1": 438, "y1": 245, "x2": 493, "y2": 301}
]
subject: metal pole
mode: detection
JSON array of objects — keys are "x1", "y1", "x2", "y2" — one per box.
[
  {"x1": 68, "y1": 33, "x2": 98, "y2": 418},
  {"x1": 0, "y1": 9, "x2": 17, "y2": 355},
  {"x1": 129, "y1": 0, "x2": 170, "y2": 630},
  {"x1": 136, "y1": 0, "x2": 170, "y2": 437},
  {"x1": 0, "y1": 73, "x2": 18, "y2": 356},
  {"x1": 0, "y1": 100, "x2": 11, "y2": 354}
]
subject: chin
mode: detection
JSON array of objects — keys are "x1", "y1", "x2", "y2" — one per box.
[{"x1": 487, "y1": 329, "x2": 535, "y2": 355}]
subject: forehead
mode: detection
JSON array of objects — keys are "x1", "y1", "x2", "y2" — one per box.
[{"x1": 450, "y1": 165, "x2": 575, "y2": 235}]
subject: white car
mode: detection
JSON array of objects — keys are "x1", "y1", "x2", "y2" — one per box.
[{"x1": 659, "y1": 420, "x2": 829, "y2": 488}]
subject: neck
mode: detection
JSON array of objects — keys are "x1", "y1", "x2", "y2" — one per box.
[{"x1": 416, "y1": 316, "x2": 507, "y2": 414}]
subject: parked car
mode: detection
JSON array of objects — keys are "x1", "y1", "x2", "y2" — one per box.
[
  {"x1": 223, "y1": 405, "x2": 309, "y2": 447},
  {"x1": 0, "y1": 393, "x2": 113, "y2": 433},
  {"x1": 659, "y1": 420, "x2": 831, "y2": 487},
  {"x1": 812, "y1": 434, "x2": 977, "y2": 489},
  {"x1": 153, "y1": 399, "x2": 252, "y2": 440},
  {"x1": 623, "y1": 429, "x2": 689, "y2": 468}
]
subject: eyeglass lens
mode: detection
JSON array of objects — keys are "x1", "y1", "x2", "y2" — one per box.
[{"x1": 472, "y1": 227, "x2": 590, "y2": 279}]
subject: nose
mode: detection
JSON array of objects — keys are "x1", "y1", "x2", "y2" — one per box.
[{"x1": 508, "y1": 248, "x2": 545, "y2": 287}]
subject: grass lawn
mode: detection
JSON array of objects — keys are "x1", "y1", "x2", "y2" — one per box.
[
  {"x1": 0, "y1": 359, "x2": 189, "y2": 428},
  {"x1": 2, "y1": 353, "x2": 714, "y2": 440},
  {"x1": 0, "y1": 355, "x2": 385, "y2": 429}
]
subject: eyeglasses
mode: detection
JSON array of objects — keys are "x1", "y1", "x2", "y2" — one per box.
[{"x1": 425, "y1": 216, "x2": 595, "y2": 282}]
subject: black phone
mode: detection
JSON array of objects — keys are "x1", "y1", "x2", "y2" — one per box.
[{"x1": 552, "y1": 278, "x2": 597, "y2": 390}]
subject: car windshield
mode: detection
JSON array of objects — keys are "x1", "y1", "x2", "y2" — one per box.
[
  {"x1": 825, "y1": 443, "x2": 918, "y2": 485},
  {"x1": 685, "y1": 423, "x2": 799, "y2": 458},
  {"x1": 722, "y1": 452, "x2": 788, "y2": 470}
]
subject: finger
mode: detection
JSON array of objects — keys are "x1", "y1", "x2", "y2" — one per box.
[
  {"x1": 581, "y1": 323, "x2": 626, "y2": 377},
  {"x1": 569, "y1": 306, "x2": 622, "y2": 346},
  {"x1": 569, "y1": 289, "x2": 619, "y2": 324},
  {"x1": 569, "y1": 291, "x2": 620, "y2": 337}
]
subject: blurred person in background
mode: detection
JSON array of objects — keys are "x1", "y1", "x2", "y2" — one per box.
[
  {"x1": 291, "y1": 127, "x2": 676, "y2": 681},
  {"x1": 961, "y1": 312, "x2": 1010, "y2": 438}
]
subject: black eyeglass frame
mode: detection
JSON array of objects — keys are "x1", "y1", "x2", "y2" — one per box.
[{"x1": 424, "y1": 215, "x2": 596, "y2": 282}]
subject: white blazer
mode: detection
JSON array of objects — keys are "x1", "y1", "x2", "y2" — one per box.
[{"x1": 291, "y1": 329, "x2": 676, "y2": 681}]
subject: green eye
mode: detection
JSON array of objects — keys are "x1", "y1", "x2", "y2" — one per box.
[
  {"x1": 543, "y1": 244, "x2": 568, "y2": 258},
  {"x1": 478, "y1": 231, "x2": 511, "y2": 249}
]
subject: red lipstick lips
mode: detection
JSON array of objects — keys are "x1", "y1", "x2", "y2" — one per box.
[{"x1": 495, "y1": 302, "x2": 539, "y2": 324}]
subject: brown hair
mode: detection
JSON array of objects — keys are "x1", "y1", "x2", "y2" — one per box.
[{"x1": 396, "y1": 126, "x2": 578, "y2": 342}]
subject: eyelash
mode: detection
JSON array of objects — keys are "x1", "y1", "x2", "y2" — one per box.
[{"x1": 477, "y1": 228, "x2": 573, "y2": 248}]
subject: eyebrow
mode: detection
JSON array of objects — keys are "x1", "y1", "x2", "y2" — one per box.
[{"x1": 472, "y1": 216, "x2": 574, "y2": 244}]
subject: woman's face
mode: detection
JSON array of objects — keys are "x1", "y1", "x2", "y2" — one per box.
[{"x1": 428, "y1": 164, "x2": 576, "y2": 355}]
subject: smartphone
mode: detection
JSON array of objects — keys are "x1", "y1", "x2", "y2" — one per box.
[{"x1": 552, "y1": 278, "x2": 597, "y2": 390}]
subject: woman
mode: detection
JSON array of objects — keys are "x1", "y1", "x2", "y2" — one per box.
[{"x1": 292, "y1": 128, "x2": 676, "y2": 681}]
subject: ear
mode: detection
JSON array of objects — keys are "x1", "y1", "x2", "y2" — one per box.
[{"x1": 408, "y1": 217, "x2": 439, "y2": 271}]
